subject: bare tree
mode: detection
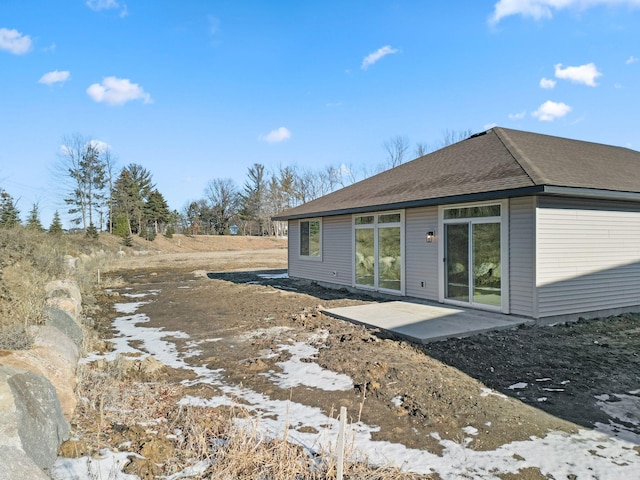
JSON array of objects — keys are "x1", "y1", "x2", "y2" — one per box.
[
  {"x1": 414, "y1": 142, "x2": 431, "y2": 158},
  {"x1": 439, "y1": 129, "x2": 473, "y2": 148},
  {"x1": 205, "y1": 178, "x2": 239, "y2": 235},
  {"x1": 383, "y1": 135, "x2": 410, "y2": 169}
]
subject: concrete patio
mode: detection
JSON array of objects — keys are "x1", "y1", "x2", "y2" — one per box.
[{"x1": 323, "y1": 301, "x2": 534, "y2": 343}]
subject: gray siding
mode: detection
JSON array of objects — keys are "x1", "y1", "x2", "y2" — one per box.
[
  {"x1": 509, "y1": 196, "x2": 536, "y2": 317},
  {"x1": 536, "y1": 197, "x2": 640, "y2": 317},
  {"x1": 288, "y1": 216, "x2": 352, "y2": 286},
  {"x1": 405, "y1": 206, "x2": 439, "y2": 300}
]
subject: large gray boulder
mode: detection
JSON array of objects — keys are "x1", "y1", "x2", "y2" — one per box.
[
  {"x1": 0, "y1": 446, "x2": 50, "y2": 480},
  {"x1": 0, "y1": 366, "x2": 70, "y2": 471},
  {"x1": 45, "y1": 306, "x2": 83, "y2": 348}
]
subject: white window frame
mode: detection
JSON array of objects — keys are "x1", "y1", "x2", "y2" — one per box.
[
  {"x1": 298, "y1": 218, "x2": 322, "y2": 261},
  {"x1": 438, "y1": 200, "x2": 510, "y2": 313}
]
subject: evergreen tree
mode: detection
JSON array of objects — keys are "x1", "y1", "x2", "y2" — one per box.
[
  {"x1": 0, "y1": 189, "x2": 20, "y2": 228},
  {"x1": 112, "y1": 164, "x2": 154, "y2": 235},
  {"x1": 144, "y1": 189, "x2": 171, "y2": 235},
  {"x1": 238, "y1": 163, "x2": 266, "y2": 235},
  {"x1": 59, "y1": 135, "x2": 107, "y2": 232},
  {"x1": 49, "y1": 211, "x2": 64, "y2": 234},
  {"x1": 25, "y1": 203, "x2": 44, "y2": 231}
]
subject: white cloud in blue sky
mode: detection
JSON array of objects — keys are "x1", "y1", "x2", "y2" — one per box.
[
  {"x1": 532, "y1": 100, "x2": 572, "y2": 121},
  {"x1": 554, "y1": 63, "x2": 602, "y2": 86},
  {"x1": 509, "y1": 111, "x2": 527, "y2": 120},
  {"x1": 86, "y1": 77, "x2": 152, "y2": 105},
  {"x1": 361, "y1": 46, "x2": 399, "y2": 70},
  {"x1": 0, "y1": 27, "x2": 32, "y2": 54},
  {"x1": 539, "y1": 77, "x2": 556, "y2": 89},
  {"x1": 626, "y1": 55, "x2": 638, "y2": 64},
  {"x1": 490, "y1": 0, "x2": 640, "y2": 24},
  {"x1": 39, "y1": 70, "x2": 70, "y2": 86},
  {"x1": 260, "y1": 127, "x2": 292, "y2": 143},
  {"x1": 86, "y1": 0, "x2": 128, "y2": 17}
]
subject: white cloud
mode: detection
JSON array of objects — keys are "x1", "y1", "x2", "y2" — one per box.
[
  {"x1": 260, "y1": 127, "x2": 292, "y2": 143},
  {"x1": 86, "y1": 0, "x2": 128, "y2": 17},
  {"x1": 89, "y1": 139, "x2": 111, "y2": 153},
  {"x1": 0, "y1": 28, "x2": 32, "y2": 55},
  {"x1": 554, "y1": 62, "x2": 602, "y2": 86},
  {"x1": 490, "y1": 0, "x2": 640, "y2": 25},
  {"x1": 539, "y1": 77, "x2": 556, "y2": 89},
  {"x1": 38, "y1": 70, "x2": 70, "y2": 86},
  {"x1": 86, "y1": 76, "x2": 152, "y2": 106},
  {"x1": 508, "y1": 111, "x2": 527, "y2": 120},
  {"x1": 361, "y1": 45, "x2": 399, "y2": 70},
  {"x1": 627, "y1": 55, "x2": 639, "y2": 64},
  {"x1": 532, "y1": 100, "x2": 572, "y2": 121}
]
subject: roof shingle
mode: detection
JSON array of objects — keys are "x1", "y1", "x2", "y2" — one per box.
[{"x1": 274, "y1": 127, "x2": 640, "y2": 220}]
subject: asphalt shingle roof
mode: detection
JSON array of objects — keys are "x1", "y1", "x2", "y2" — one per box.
[{"x1": 274, "y1": 127, "x2": 640, "y2": 220}]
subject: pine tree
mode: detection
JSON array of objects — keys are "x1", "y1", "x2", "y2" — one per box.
[
  {"x1": 0, "y1": 189, "x2": 20, "y2": 228},
  {"x1": 26, "y1": 204, "x2": 44, "y2": 231},
  {"x1": 49, "y1": 211, "x2": 64, "y2": 234}
]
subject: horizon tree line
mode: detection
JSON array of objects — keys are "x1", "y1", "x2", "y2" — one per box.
[{"x1": 1, "y1": 129, "x2": 472, "y2": 238}]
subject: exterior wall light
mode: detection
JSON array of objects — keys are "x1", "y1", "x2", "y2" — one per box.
[{"x1": 426, "y1": 230, "x2": 436, "y2": 243}]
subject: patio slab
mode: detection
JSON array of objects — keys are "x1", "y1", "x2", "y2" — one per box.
[{"x1": 323, "y1": 301, "x2": 534, "y2": 343}]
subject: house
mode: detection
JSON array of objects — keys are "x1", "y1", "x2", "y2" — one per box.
[{"x1": 272, "y1": 127, "x2": 640, "y2": 322}]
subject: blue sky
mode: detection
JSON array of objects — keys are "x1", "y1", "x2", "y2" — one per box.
[{"x1": 1, "y1": 0, "x2": 639, "y2": 226}]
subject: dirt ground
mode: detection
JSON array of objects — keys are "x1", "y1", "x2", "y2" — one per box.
[{"x1": 73, "y1": 235, "x2": 640, "y2": 478}]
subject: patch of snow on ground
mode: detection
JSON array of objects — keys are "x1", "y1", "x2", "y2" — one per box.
[
  {"x1": 257, "y1": 272, "x2": 289, "y2": 279},
  {"x1": 121, "y1": 292, "x2": 149, "y2": 298},
  {"x1": 462, "y1": 426, "x2": 478, "y2": 435},
  {"x1": 595, "y1": 393, "x2": 640, "y2": 443},
  {"x1": 480, "y1": 387, "x2": 507, "y2": 399},
  {"x1": 391, "y1": 395, "x2": 403, "y2": 407},
  {"x1": 508, "y1": 382, "x2": 528, "y2": 390},
  {"x1": 235, "y1": 326, "x2": 293, "y2": 341},
  {"x1": 114, "y1": 301, "x2": 149, "y2": 314},
  {"x1": 51, "y1": 449, "x2": 141, "y2": 480},
  {"x1": 263, "y1": 341, "x2": 353, "y2": 391}
]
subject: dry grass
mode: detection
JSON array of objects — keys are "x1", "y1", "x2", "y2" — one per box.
[
  {"x1": 0, "y1": 227, "x2": 119, "y2": 350},
  {"x1": 72, "y1": 357, "x2": 428, "y2": 479}
]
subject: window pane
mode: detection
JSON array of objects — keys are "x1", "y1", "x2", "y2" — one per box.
[
  {"x1": 308, "y1": 220, "x2": 321, "y2": 257},
  {"x1": 355, "y1": 229, "x2": 375, "y2": 286},
  {"x1": 444, "y1": 205, "x2": 500, "y2": 219},
  {"x1": 473, "y1": 223, "x2": 501, "y2": 307},
  {"x1": 300, "y1": 221, "x2": 309, "y2": 256},
  {"x1": 378, "y1": 226, "x2": 401, "y2": 291},
  {"x1": 445, "y1": 223, "x2": 469, "y2": 302},
  {"x1": 355, "y1": 216, "x2": 374, "y2": 225},
  {"x1": 378, "y1": 213, "x2": 401, "y2": 224}
]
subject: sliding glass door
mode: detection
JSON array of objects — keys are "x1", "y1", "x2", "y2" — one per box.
[{"x1": 444, "y1": 204, "x2": 502, "y2": 309}]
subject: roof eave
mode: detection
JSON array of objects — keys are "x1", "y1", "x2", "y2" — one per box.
[
  {"x1": 542, "y1": 186, "x2": 640, "y2": 203},
  {"x1": 273, "y1": 185, "x2": 640, "y2": 221},
  {"x1": 272, "y1": 186, "x2": 545, "y2": 221}
]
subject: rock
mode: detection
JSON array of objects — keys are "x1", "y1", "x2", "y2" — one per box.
[
  {"x1": 45, "y1": 279, "x2": 82, "y2": 318},
  {"x1": 0, "y1": 326, "x2": 79, "y2": 421},
  {"x1": 45, "y1": 306, "x2": 84, "y2": 348},
  {"x1": 0, "y1": 366, "x2": 70, "y2": 470},
  {"x1": 0, "y1": 446, "x2": 50, "y2": 480}
]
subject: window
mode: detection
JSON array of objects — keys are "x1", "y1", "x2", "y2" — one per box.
[{"x1": 299, "y1": 219, "x2": 321, "y2": 258}]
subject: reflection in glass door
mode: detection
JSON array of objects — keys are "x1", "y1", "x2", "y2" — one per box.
[
  {"x1": 378, "y1": 226, "x2": 401, "y2": 291},
  {"x1": 445, "y1": 220, "x2": 501, "y2": 308},
  {"x1": 445, "y1": 223, "x2": 469, "y2": 302},
  {"x1": 473, "y1": 223, "x2": 501, "y2": 307}
]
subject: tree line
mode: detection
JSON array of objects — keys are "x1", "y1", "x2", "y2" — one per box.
[{"x1": 0, "y1": 129, "x2": 472, "y2": 239}]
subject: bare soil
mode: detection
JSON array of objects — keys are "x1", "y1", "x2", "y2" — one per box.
[{"x1": 72, "y1": 235, "x2": 640, "y2": 478}]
